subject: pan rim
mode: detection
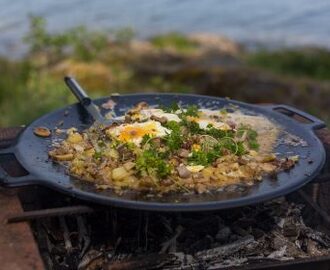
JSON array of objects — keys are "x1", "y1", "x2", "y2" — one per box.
[{"x1": 12, "y1": 93, "x2": 326, "y2": 211}]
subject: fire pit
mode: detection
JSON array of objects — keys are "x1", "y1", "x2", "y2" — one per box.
[{"x1": 1, "y1": 123, "x2": 330, "y2": 270}]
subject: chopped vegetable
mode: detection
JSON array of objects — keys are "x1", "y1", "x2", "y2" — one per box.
[{"x1": 49, "y1": 101, "x2": 293, "y2": 195}]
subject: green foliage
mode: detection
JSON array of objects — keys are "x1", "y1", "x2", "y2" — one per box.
[
  {"x1": 181, "y1": 119, "x2": 201, "y2": 134},
  {"x1": 164, "y1": 121, "x2": 183, "y2": 151},
  {"x1": 2, "y1": 15, "x2": 329, "y2": 129},
  {"x1": 237, "y1": 125, "x2": 260, "y2": 150},
  {"x1": 161, "y1": 103, "x2": 180, "y2": 113},
  {"x1": 188, "y1": 150, "x2": 210, "y2": 166},
  {"x1": 0, "y1": 61, "x2": 75, "y2": 126},
  {"x1": 113, "y1": 27, "x2": 135, "y2": 44},
  {"x1": 188, "y1": 144, "x2": 222, "y2": 165},
  {"x1": 247, "y1": 49, "x2": 330, "y2": 81},
  {"x1": 150, "y1": 32, "x2": 198, "y2": 52},
  {"x1": 188, "y1": 138, "x2": 246, "y2": 166},
  {"x1": 148, "y1": 76, "x2": 193, "y2": 93},
  {"x1": 136, "y1": 149, "x2": 172, "y2": 178},
  {"x1": 24, "y1": 15, "x2": 108, "y2": 61},
  {"x1": 182, "y1": 105, "x2": 199, "y2": 117},
  {"x1": 205, "y1": 126, "x2": 232, "y2": 140}
]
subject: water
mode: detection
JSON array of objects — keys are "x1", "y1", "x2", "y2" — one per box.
[{"x1": 1, "y1": 0, "x2": 330, "y2": 57}]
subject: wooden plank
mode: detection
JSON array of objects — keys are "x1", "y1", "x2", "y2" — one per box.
[
  {"x1": 0, "y1": 127, "x2": 44, "y2": 270},
  {"x1": 0, "y1": 188, "x2": 44, "y2": 270}
]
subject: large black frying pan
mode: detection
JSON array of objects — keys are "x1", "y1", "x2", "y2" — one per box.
[{"x1": 0, "y1": 93, "x2": 326, "y2": 211}]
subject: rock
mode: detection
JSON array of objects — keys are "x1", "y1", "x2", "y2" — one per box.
[{"x1": 189, "y1": 33, "x2": 242, "y2": 55}]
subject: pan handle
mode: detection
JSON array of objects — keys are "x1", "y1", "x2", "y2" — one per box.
[
  {"x1": 265, "y1": 104, "x2": 326, "y2": 131},
  {"x1": 0, "y1": 147, "x2": 37, "y2": 187}
]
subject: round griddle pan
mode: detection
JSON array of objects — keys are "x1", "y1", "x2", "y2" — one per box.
[{"x1": 0, "y1": 94, "x2": 326, "y2": 211}]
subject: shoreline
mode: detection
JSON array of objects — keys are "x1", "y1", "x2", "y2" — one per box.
[
  {"x1": 1, "y1": 31, "x2": 330, "y2": 60},
  {"x1": 0, "y1": 22, "x2": 330, "y2": 128}
]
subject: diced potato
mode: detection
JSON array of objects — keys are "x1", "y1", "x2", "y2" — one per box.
[
  {"x1": 249, "y1": 150, "x2": 258, "y2": 157},
  {"x1": 99, "y1": 167, "x2": 112, "y2": 182},
  {"x1": 261, "y1": 154, "x2": 276, "y2": 162},
  {"x1": 202, "y1": 167, "x2": 214, "y2": 178},
  {"x1": 67, "y1": 133, "x2": 83, "y2": 144},
  {"x1": 289, "y1": 155, "x2": 299, "y2": 162},
  {"x1": 51, "y1": 153, "x2": 74, "y2": 161},
  {"x1": 106, "y1": 148, "x2": 119, "y2": 159},
  {"x1": 114, "y1": 175, "x2": 138, "y2": 187},
  {"x1": 123, "y1": 161, "x2": 136, "y2": 171},
  {"x1": 73, "y1": 145, "x2": 84, "y2": 152},
  {"x1": 186, "y1": 165, "x2": 204, "y2": 173},
  {"x1": 259, "y1": 163, "x2": 276, "y2": 173},
  {"x1": 125, "y1": 176, "x2": 138, "y2": 186},
  {"x1": 112, "y1": 167, "x2": 131, "y2": 181},
  {"x1": 84, "y1": 148, "x2": 95, "y2": 157},
  {"x1": 67, "y1": 127, "x2": 78, "y2": 134}
]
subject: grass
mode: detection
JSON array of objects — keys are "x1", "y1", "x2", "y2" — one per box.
[
  {"x1": 0, "y1": 17, "x2": 195, "y2": 126},
  {"x1": 0, "y1": 58, "x2": 73, "y2": 126},
  {"x1": 246, "y1": 48, "x2": 330, "y2": 81},
  {"x1": 1, "y1": 16, "x2": 330, "y2": 127},
  {"x1": 150, "y1": 32, "x2": 198, "y2": 53}
]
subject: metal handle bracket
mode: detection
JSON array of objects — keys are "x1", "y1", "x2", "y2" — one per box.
[{"x1": 265, "y1": 104, "x2": 326, "y2": 130}]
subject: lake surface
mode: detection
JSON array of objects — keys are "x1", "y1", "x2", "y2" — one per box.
[{"x1": 1, "y1": 0, "x2": 330, "y2": 57}]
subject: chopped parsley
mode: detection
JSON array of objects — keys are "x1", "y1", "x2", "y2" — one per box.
[
  {"x1": 141, "y1": 134, "x2": 152, "y2": 146},
  {"x1": 188, "y1": 144, "x2": 222, "y2": 165},
  {"x1": 237, "y1": 125, "x2": 260, "y2": 150},
  {"x1": 181, "y1": 118, "x2": 202, "y2": 134},
  {"x1": 136, "y1": 149, "x2": 172, "y2": 178},
  {"x1": 93, "y1": 151, "x2": 102, "y2": 159},
  {"x1": 160, "y1": 103, "x2": 180, "y2": 113},
  {"x1": 205, "y1": 126, "x2": 232, "y2": 139},
  {"x1": 164, "y1": 121, "x2": 183, "y2": 151},
  {"x1": 183, "y1": 105, "x2": 199, "y2": 117},
  {"x1": 139, "y1": 105, "x2": 259, "y2": 168}
]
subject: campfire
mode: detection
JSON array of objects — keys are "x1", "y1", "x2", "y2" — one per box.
[
  {"x1": 1, "y1": 119, "x2": 330, "y2": 270},
  {"x1": 18, "y1": 187, "x2": 330, "y2": 270}
]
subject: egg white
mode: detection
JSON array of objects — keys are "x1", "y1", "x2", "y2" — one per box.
[
  {"x1": 107, "y1": 120, "x2": 170, "y2": 146},
  {"x1": 140, "y1": 109, "x2": 181, "y2": 122}
]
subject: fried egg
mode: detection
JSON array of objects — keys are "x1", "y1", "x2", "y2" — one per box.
[
  {"x1": 186, "y1": 116, "x2": 231, "y2": 130},
  {"x1": 140, "y1": 109, "x2": 181, "y2": 122},
  {"x1": 140, "y1": 108, "x2": 231, "y2": 130},
  {"x1": 107, "y1": 120, "x2": 170, "y2": 145}
]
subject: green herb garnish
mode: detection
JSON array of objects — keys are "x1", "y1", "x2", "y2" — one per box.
[
  {"x1": 160, "y1": 103, "x2": 180, "y2": 113},
  {"x1": 164, "y1": 121, "x2": 183, "y2": 151},
  {"x1": 184, "y1": 105, "x2": 199, "y2": 117},
  {"x1": 237, "y1": 125, "x2": 260, "y2": 150},
  {"x1": 93, "y1": 151, "x2": 102, "y2": 159},
  {"x1": 136, "y1": 149, "x2": 172, "y2": 178},
  {"x1": 188, "y1": 144, "x2": 222, "y2": 165}
]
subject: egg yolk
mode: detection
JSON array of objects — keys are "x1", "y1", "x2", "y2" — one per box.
[{"x1": 118, "y1": 122, "x2": 157, "y2": 142}]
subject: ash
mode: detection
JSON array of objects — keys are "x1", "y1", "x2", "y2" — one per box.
[{"x1": 32, "y1": 196, "x2": 330, "y2": 270}]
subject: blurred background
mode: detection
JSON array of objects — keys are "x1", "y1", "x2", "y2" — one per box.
[{"x1": 1, "y1": 0, "x2": 330, "y2": 126}]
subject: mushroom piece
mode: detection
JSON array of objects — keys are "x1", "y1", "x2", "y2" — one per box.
[
  {"x1": 176, "y1": 165, "x2": 191, "y2": 178},
  {"x1": 49, "y1": 153, "x2": 74, "y2": 161},
  {"x1": 178, "y1": 148, "x2": 190, "y2": 158},
  {"x1": 34, "y1": 127, "x2": 51, "y2": 137},
  {"x1": 226, "y1": 120, "x2": 236, "y2": 129},
  {"x1": 150, "y1": 115, "x2": 167, "y2": 124}
]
